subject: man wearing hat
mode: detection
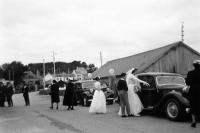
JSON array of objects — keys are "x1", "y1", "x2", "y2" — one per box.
[
  {"x1": 186, "y1": 59, "x2": 200, "y2": 128},
  {"x1": 117, "y1": 73, "x2": 133, "y2": 117}
]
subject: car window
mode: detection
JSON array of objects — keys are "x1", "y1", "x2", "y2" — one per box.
[
  {"x1": 82, "y1": 82, "x2": 95, "y2": 89},
  {"x1": 156, "y1": 76, "x2": 186, "y2": 86},
  {"x1": 138, "y1": 75, "x2": 156, "y2": 88}
]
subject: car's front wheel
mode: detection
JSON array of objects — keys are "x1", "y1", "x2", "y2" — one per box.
[{"x1": 165, "y1": 99, "x2": 183, "y2": 121}]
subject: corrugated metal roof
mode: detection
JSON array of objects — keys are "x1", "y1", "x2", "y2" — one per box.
[{"x1": 92, "y1": 41, "x2": 192, "y2": 78}]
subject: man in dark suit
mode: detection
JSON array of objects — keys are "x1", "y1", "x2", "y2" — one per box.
[
  {"x1": 117, "y1": 73, "x2": 132, "y2": 117},
  {"x1": 22, "y1": 83, "x2": 30, "y2": 106},
  {"x1": 5, "y1": 82, "x2": 14, "y2": 107},
  {"x1": 0, "y1": 82, "x2": 5, "y2": 107},
  {"x1": 186, "y1": 60, "x2": 200, "y2": 128},
  {"x1": 50, "y1": 80, "x2": 60, "y2": 109}
]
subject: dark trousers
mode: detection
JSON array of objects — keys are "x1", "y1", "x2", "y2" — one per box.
[
  {"x1": 6, "y1": 95, "x2": 12, "y2": 107},
  {"x1": 23, "y1": 93, "x2": 30, "y2": 106},
  {"x1": 118, "y1": 90, "x2": 130, "y2": 115},
  {"x1": 0, "y1": 94, "x2": 5, "y2": 107}
]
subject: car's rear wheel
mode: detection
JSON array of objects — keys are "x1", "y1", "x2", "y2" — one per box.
[{"x1": 165, "y1": 99, "x2": 183, "y2": 121}]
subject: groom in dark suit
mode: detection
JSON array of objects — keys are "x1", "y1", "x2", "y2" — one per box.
[{"x1": 117, "y1": 73, "x2": 133, "y2": 117}]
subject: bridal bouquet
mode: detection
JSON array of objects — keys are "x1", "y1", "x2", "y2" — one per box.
[{"x1": 134, "y1": 85, "x2": 141, "y2": 93}]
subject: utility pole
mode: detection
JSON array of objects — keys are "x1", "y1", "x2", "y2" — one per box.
[
  {"x1": 12, "y1": 66, "x2": 14, "y2": 81},
  {"x1": 43, "y1": 59, "x2": 46, "y2": 89},
  {"x1": 100, "y1": 51, "x2": 103, "y2": 67},
  {"x1": 9, "y1": 70, "x2": 11, "y2": 81},
  {"x1": 68, "y1": 67, "x2": 70, "y2": 74},
  {"x1": 181, "y1": 21, "x2": 184, "y2": 42},
  {"x1": 52, "y1": 51, "x2": 56, "y2": 78},
  {"x1": 12, "y1": 70, "x2": 14, "y2": 83}
]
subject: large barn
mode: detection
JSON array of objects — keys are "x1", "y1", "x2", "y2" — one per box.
[{"x1": 92, "y1": 41, "x2": 200, "y2": 78}]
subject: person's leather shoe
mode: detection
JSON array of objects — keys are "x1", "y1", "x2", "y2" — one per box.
[
  {"x1": 191, "y1": 123, "x2": 196, "y2": 128},
  {"x1": 128, "y1": 114, "x2": 134, "y2": 117},
  {"x1": 121, "y1": 115, "x2": 127, "y2": 118}
]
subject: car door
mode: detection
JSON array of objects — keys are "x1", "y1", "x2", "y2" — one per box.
[{"x1": 137, "y1": 75, "x2": 157, "y2": 108}]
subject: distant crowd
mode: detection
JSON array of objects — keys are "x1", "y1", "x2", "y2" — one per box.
[
  {"x1": 0, "y1": 82, "x2": 14, "y2": 107},
  {"x1": 0, "y1": 81, "x2": 30, "y2": 107}
]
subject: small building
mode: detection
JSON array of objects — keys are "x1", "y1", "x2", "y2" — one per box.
[
  {"x1": 55, "y1": 72, "x2": 75, "y2": 82},
  {"x1": 72, "y1": 67, "x2": 88, "y2": 80},
  {"x1": 0, "y1": 79, "x2": 14, "y2": 85},
  {"x1": 44, "y1": 72, "x2": 76, "y2": 83},
  {"x1": 92, "y1": 41, "x2": 200, "y2": 78},
  {"x1": 23, "y1": 71, "x2": 43, "y2": 85}
]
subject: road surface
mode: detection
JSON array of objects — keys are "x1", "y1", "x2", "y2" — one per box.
[{"x1": 0, "y1": 92, "x2": 199, "y2": 133}]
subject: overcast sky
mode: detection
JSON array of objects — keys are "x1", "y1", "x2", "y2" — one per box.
[{"x1": 0, "y1": 0, "x2": 200, "y2": 67}]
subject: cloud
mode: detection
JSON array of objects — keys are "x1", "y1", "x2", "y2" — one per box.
[{"x1": 0, "y1": 0, "x2": 200, "y2": 67}]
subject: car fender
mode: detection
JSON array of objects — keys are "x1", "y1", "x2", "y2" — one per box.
[{"x1": 157, "y1": 91, "x2": 190, "y2": 108}]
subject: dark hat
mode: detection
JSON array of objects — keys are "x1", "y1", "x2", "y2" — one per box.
[
  {"x1": 120, "y1": 73, "x2": 126, "y2": 77},
  {"x1": 53, "y1": 80, "x2": 57, "y2": 84}
]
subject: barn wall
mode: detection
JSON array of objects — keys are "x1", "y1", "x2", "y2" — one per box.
[
  {"x1": 144, "y1": 46, "x2": 178, "y2": 73},
  {"x1": 144, "y1": 45, "x2": 200, "y2": 76},
  {"x1": 177, "y1": 45, "x2": 200, "y2": 75}
]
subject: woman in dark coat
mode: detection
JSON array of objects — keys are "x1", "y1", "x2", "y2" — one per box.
[
  {"x1": 50, "y1": 80, "x2": 60, "y2": 109},
  {"x1": 186, "y1": 60, "x2": 200, "y2": 128},
  {"x1": 63, "y1": 79, "x2": 75, "y2": 110}
]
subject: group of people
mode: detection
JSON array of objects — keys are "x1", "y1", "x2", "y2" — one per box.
[
  {"x1": 90, "y1": 60, "x2": 200, "y2": 128},
  {"x1": 88, "y1": 67, "x2": 149, "y2": 117},
  {"x1": 0, "y1": 82, "x2": 14, "y2": 107},
  {"x1": 49, "y1": 79, "x2": 76, "y2": 110},
  {"x1": 117, "y1": 68, "x2": 149, "y2": 117},
  {"x1": 48, "y1": 60, "x2": 200, "y2": 128},
  {"x1": 0, "y1": 81, "x2": 30, "y2": 107}
]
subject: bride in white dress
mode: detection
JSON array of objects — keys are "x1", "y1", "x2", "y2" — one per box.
[
  {"x1": 89, "y1": 80, "x2": 106, "y2": 114},
  {"x1": 119, "y1": 68, "x2": 149, "y2": 116}
]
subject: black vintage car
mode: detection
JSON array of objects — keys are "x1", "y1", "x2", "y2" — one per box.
[
  {"x1": 136, "y1": 72, "x2": 190, "y2": 121},
  {"x1": 74, "y1": 80, "x2": 114, "y2": 106}
]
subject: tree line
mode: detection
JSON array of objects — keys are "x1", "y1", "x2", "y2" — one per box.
[{"x1": 0, "y1": 61, "x2": 97, "y2": 86}]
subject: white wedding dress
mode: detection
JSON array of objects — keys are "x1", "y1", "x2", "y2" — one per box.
[
  {"x1": 89, "y1": 81, "x2": 106, "y2": 114},
  {"x1": 118, "y1": 70, "x2": 144, "y2": 116}
]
